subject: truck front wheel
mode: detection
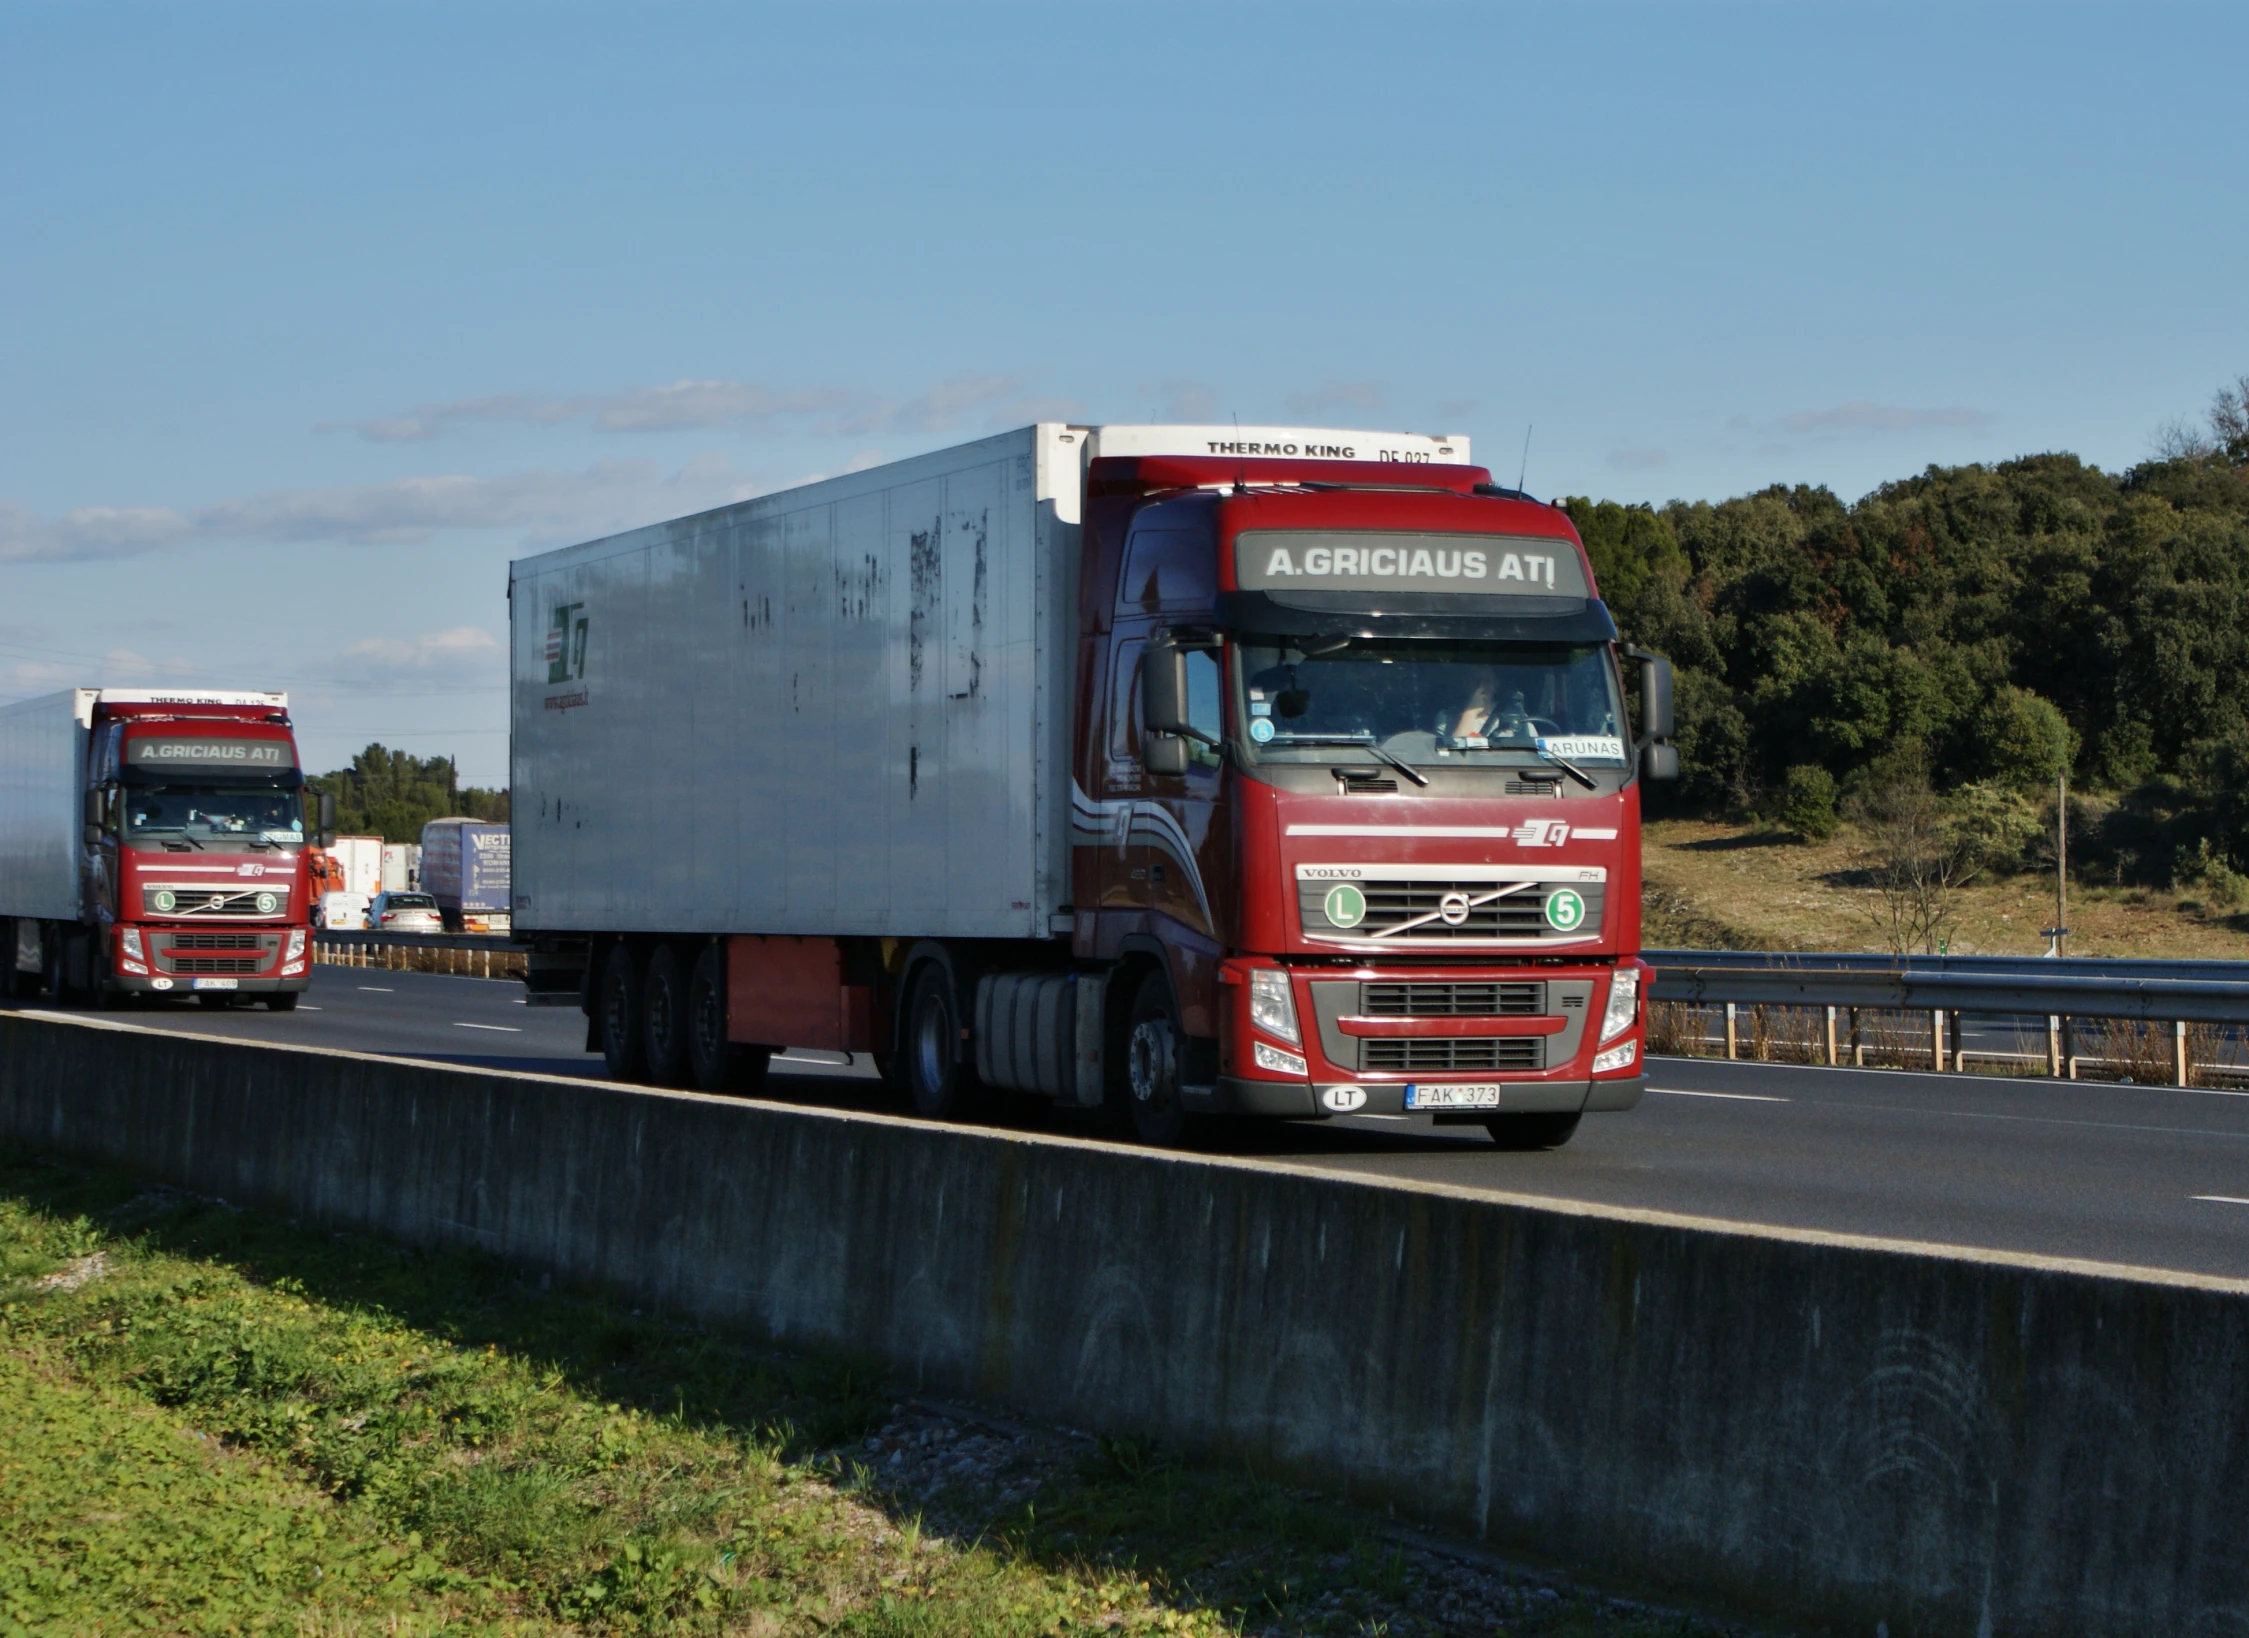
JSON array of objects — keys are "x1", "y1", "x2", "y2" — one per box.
[
  {"x1": 599, "y1": 944, "x2": 647, "y2": 1082},
  {"x1": 1483, "y1": 1112, "x2": 1581, "y2": 1150},
  {"x1": 1125, "y1": 981, "x2": 1189, "y2": 1147}
]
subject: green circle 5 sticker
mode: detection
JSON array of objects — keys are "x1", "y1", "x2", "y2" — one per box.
[
  {"x1": 1323, "y1": 882, "x2": 1367, "y2": 929},
  {"x1": 1544, "y1": 887, "x2": 1586, "y2": 932}
]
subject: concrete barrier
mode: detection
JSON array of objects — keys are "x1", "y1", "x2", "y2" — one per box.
[{"x1": 2, "y1": 1009, "x2": 2244, "y2": 1635}]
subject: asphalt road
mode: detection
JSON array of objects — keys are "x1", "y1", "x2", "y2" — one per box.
[{"x1": 15, "y1": 965, "x2": 2249, "y2": 1282}]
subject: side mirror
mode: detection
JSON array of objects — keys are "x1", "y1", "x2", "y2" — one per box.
[
  {"x1": 1142, "y1": 640, "x2": 1190, "y2": 737},
  {"x1": 1642, "y1": 743, "x2": 1679, "y2": 782},
  {"x1": 1639, "y1": 654, "x2": 1675, "y2": 743},
  {"x1": 317, "y1": 790, "x2": 336, "y2": 850}
]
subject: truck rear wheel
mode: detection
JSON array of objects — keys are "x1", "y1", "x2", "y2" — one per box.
[
  {"x1": 599, "y1": 943, "x2": 647, "y2": 1082},
  {"x1": 1483, "y1": 1112, "x2": 1581, "y2": 1150},
  {"x1": 264, "y1": 992, "x2": 299, "y2": 1012},
  {"x1": 900, "y1": 963, "x2": 976, "y2": 1119},
  {"x1": 686, "y1": 944, "x2": 770, "y2": 1095},
  {"x1": 641, "y1": 945, "x2": 693, "y2": 1086}
]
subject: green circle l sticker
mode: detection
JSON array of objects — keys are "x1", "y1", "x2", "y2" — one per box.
[
  {"x1": 153, "y1": 890, "x2": 176, "y2": 912},
  {"x1": 1323, "y1": 883, "x2": 1367, "y2": 929},
  {"x1": 1544, "y1": 887, "x2": 1586, "y2": 932}
]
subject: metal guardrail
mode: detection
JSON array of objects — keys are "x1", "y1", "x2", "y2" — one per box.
[
  {"x1": 312, "y1": 929, "x2": 513, "y2": 953},
  {"x1": 1643, "y1": 949, "x2": 2249, "y2": 1025}
]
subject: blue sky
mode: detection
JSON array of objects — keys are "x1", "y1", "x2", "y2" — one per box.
[{"x1": 3, "y1": 1, "x2": 2243, "y2": 782}]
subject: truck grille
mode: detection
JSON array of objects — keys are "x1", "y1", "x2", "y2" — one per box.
[
  {"x1": 168, "y1": 957, "x2": 265, "y2": 975},
  {"x1": 1362, "y1": 981, "x2": 1541, "y2": 1016},
  {"x1": 1364, "y1": 1037, "x2": 1543, "y2": 1072},
  {"x1": 166, "y1": 933, "x2": 265, "y2": 951},
  {"x1": 1299, "y1": 877, "x2": 1603, "y2": 943}
]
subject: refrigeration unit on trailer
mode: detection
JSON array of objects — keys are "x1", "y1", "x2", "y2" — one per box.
[
  {"x1": 0, "y1": 689, "x2": 327, "y2": 1006},
  {"x1": 512, "y1": 423, "x2": 1675, "y2": 1146}
]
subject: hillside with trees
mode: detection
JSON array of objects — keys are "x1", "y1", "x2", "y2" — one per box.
[
  {"x1": 305, "y1": 745, "x2": 507, "y2": 843},
  {"x1": 1575, "y1": 374, "x2": 2249, "y2": 906}
]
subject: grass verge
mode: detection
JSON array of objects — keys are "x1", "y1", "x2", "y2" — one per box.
[{"x1": 0, "y1": 1150, "x2": 1741, "y2": 1636}]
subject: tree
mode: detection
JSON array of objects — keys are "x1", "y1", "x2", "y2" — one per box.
[
  {"x1": 1850, "y1": 750, "x2": 1981, "y2": 955},
  {"x1": 307, "y1": 744, "x2": 508, "y2": 843}
]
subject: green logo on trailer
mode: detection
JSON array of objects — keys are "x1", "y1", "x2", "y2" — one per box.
[
  {"x1": 546, "y1": 602, "x2": 588, "y2": 684},
  {"x1": 1544, "y1": 887, "x2": 1586, "y2": 932},
  {"x1": 1323, "y1": 883, "x2": 1367, "y2": 929}
]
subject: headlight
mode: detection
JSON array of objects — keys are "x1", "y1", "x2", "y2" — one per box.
[
  {"x1": 1592, "y1": 1040, "x2": 1638, "y2": 1074},
  {"x1": 1248, "y1": 967, "x2": 1300, "y2": 1045},
  {"x1": 285, "y1": 929, "x2": 306, "y2": 960},
  {"x1": 1252, "y1": 1040, "x2": 1308, "y2": 1077},
  {"x1": 120, "y1": 928, "x2": 144, "y2": 960},
  {"x1": 1600, "y1": 968, "x2": 1640, "y2": 1043}
]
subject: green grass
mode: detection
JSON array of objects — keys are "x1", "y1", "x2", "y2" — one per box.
[{"x1": 0, "y1": 1151, "x2": 1738, "y2": 1637}]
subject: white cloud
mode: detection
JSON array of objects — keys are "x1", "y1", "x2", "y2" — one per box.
[
  {"x1": 1142, "y1": 379, "x2": 1221, "y2": 423},
  {"x1": 1768, "y1": 401, "x2": 1997, "y2": 437},
  {"x1": 340, "y1": 626, "x2": 499, "y2": 670},
  {"x1": 326, "y1": 371, "x2": 1081, "y2": 443},
  {"x1": 1607, "y1": 446, "x2": 1671, "y2": 471},
  {"x1": 0, "y1": 454, "x2": 762, "y2": 564},
  {"x1": 1284, "y1": 380, "x2": 1390, "y2": 420}
]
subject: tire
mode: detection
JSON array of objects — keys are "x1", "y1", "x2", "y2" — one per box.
[
  {"x1": 1483, "y1": 1112, "x2": 1582, "y2": 1150},
  {"x1": 197, "y1": 993, "x2": 233, "y2": 1010},
  {"x1": 598, "y1": 943, "x2": 648, "y2": 1082},
  {"x1": 1124, "y1": 978, "x2": 1189, "y2": 1147},
  {"x1": 641, "y1": 945, "x2": 693, "y2": 1086},
  {"x1": 264, "y1": 992, "x2": 300, "y2": 1012},
  {"x1": 899, "y1": 963, "x2": 976, "y2": 1119},
  {"x1": 685, "y1": 944, "x2": 771, "y2": 1095}
]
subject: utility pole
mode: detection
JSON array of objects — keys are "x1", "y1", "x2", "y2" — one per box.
[{"x1": 2056, "y1": 767, "x2": 2068, "y2": 958}]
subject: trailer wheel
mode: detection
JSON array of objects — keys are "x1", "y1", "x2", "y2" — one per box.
[
  {"x1": 686, "y1": 944, "x2": 770, "y2": 1095},
  {"x1": 1125, "y1": 980, "x2": 1189, "y2": 1147},
  {"x1": 641, "y1": 945, "x2": 694, "y2": 1086},
  {"x1": 900, "y1": 963, "x2": 976, "y2": 1119},
  {"x1": 598, "y1": 943, "x2": 648, "y2": 1081},
  {"x1": 1482, "y1": 1112, "x2": 1581, "y2": 1150}
]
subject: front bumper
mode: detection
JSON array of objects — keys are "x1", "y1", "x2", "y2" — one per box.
[
  {"x1": 1196, "y1": 1074, "x2": 1643, "y2": 1118},
  {"x1": 109, "y1": 972, "x2": 311, "y2": 996}
]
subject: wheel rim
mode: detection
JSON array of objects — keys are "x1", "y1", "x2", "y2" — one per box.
[
  {"x1": 912, "y1": 991, "x2": 950, "y2": 1098},
  {"x1": 1128, "y1": 1019, "x2": 1175, "y2": 1107},
  {"x1": 646, "y1": 977, "x2": 673, "y2": 1056}
]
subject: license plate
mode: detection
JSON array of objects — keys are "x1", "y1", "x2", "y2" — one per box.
[
  {"x1": 1406, "y1": 1082, "x2": 1502, "y2": 1110},
  {"x1": 190, "y1": 977, "x2": 239, "y2": 991}
]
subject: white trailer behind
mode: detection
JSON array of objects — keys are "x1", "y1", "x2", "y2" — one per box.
[
  {"x1": 0, "y1": 690, "x2": 92, "y2": 924},
  {"x1": 510, "y1": 424, "x2": 1082, "y2": 940}
]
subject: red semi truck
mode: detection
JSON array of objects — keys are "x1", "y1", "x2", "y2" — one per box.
[
  {"x1": 0, "y1": 689, "x2": 327, "y2": 1007},
  {"x1": 511, "y1": 424, "x2": 1674, "y2": 1146}
]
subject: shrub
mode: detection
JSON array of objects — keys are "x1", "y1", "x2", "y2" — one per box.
[{"x1": 1779, "y1": 765, "x2": 1839, "y2": 841}]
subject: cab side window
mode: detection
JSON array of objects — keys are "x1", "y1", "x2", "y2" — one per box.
[{"x1": 1183, "y1": 650, "x2": 1222, "y2": 771}]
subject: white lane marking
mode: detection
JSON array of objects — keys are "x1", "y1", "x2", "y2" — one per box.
[
  {"x1": 357, "y1": 986, "x2": 393, "y2": 993},
  {"x1": 452, "y1": 1021, "x2": 522, "y2": 1033},
  {"x1": 2192, "y1": 1194, "x2": 2249, "y2": 1206},
  {"x1": 298, "y1": 1005, "x2": 323, "y2": 1011},
  {"x1": 1649, "y1": 1087, "x2": 1791, "y2": 1103}
]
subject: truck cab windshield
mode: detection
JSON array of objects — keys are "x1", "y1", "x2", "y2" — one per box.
[
  {"x1": 1238, "y1": 638, "x2": 1625, "y2": 771},
  {"x1": 123, "y1": 786, "x2": 305, "y2": 850}
]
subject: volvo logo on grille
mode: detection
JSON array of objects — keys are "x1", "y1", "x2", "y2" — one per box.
[{"x1": 1438, "y1": 891, "x2": 1473, "y2": 926}]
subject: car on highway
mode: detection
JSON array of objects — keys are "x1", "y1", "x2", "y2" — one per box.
[
  {"x1": 314, "y1": 890, "x2": 371, "y2": 930},
  {"x1": 368, "y1": 890, "x2": 443, "y2": 932}
]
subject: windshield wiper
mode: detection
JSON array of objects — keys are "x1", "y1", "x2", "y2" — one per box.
[
  {"x1": 1265, "y1": 732, "x2": 1430, "y2": 788},
  {"x1": 1534, "y1": 741, "x2": 1598, "y2": 791}
]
